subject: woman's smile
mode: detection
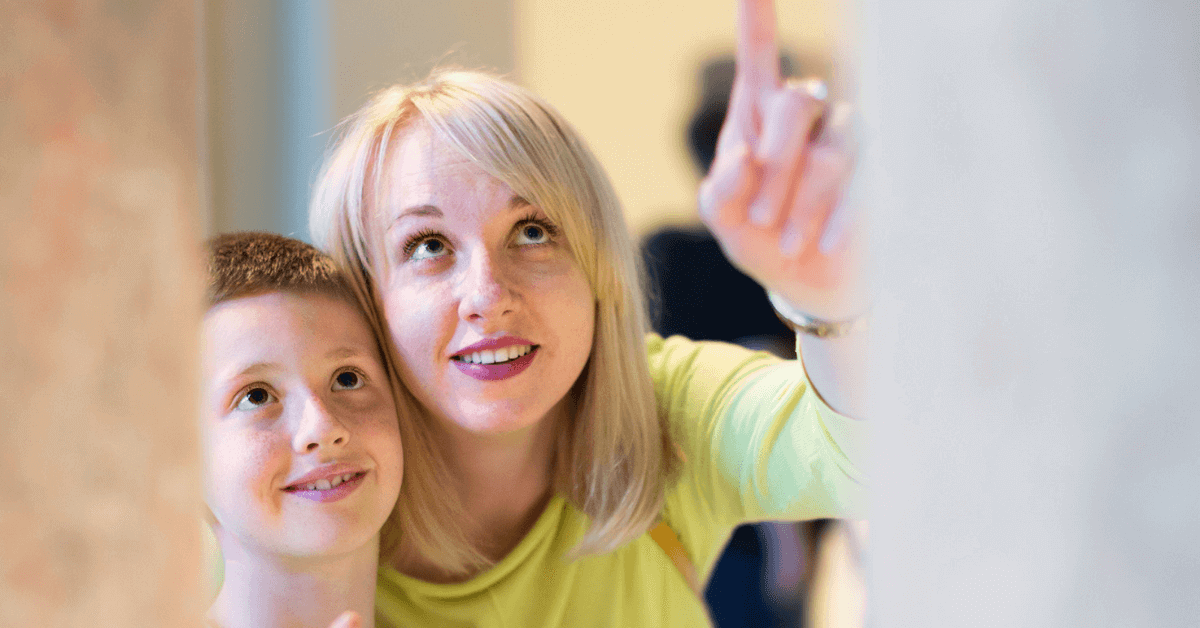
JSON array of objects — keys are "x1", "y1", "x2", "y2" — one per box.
[{"x1": 449, "y1": 336, "x2": 540, "y2": 381}]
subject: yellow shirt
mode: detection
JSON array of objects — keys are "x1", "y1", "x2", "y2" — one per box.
[{"x1": 376, "y1": 335, "x2": 866, "y2": 627}]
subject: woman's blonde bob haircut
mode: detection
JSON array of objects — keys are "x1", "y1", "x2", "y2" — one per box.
[{"x1": 310, "y1": 70, "x2": 678, "y2": 574}]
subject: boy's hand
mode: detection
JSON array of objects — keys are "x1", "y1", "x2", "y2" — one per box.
[{"x1": 328, "y1": 611, "x2": 362, "y2": 628}]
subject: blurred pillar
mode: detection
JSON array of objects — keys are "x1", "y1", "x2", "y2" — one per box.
[
  {"x1": 863, "y1": 0, "x2": 1200, "y2": 624},
  {"x1": 0, "y1": 1, "x2": 205, "y2": 626}
]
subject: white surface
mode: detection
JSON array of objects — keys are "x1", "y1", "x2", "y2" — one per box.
[{"x1": 862, "y1": 0, "x2": 1200, "y2": 624}]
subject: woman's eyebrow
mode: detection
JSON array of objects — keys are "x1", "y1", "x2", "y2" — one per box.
[
  {"x1": 394, "y1": 204, "x2": 442, "y2": 221},
  {"x1": 387, "y1": 204, "x2": 441, "y2": 236}
]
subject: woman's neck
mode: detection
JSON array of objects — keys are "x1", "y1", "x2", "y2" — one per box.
[
  {"x1": 208, "y1": 525, "x2": 379, "y2": 628},
  {"x1": 395, "y1": 401, "x2": 564, "y2": 582}
]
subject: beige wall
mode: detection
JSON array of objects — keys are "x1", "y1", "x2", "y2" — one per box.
[
  {"x1": 515, "y1": 0, "x2": 839, "y2": 235},
  {"x1": 330, "y1": 0, "x2": 516, "y2": 122},
  {"x1": 0, "y1": 1, "x2": 205, "y2": 625}
]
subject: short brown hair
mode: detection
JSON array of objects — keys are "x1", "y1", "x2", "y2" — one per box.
[{"x1": 206, "y1": 231, "x2": 356, "y2": 308}]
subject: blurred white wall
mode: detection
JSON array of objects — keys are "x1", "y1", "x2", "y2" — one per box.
[{"x1": 862, "y1": 0, "x2": 1200, "y2": 624}]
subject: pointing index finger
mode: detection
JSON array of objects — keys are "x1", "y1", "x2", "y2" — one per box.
[{"x1": 736, "y1": 0, "x2": 781, "y2": 90}]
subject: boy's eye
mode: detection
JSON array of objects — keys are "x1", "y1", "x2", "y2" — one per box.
[
  {"x1": 332, "y1": 370, "x2": 365, "y2": 391},
  {"x1": 235, "y1": 386, "x2": 276, "y2": 411}
]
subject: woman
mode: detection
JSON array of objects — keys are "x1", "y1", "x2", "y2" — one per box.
[{"x1": 310, "y1": 1, "x2": 866, "y2": 623}]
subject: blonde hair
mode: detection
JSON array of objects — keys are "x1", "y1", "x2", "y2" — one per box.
[{"x1": 310, "y1": 70, "x2": 678, "y2": 574}]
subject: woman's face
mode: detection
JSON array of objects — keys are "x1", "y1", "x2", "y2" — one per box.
[{"x1": 375, "y1": 123, "x2": 595, "y2": 437}]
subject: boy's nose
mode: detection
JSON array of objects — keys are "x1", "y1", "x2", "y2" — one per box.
[{"x1": 292, "y1": 395, "x2": 350, "y2": 453}]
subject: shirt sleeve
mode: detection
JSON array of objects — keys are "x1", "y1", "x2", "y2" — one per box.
[{"x1": 648, "y1": 334, "x2": 867, "y2": 578}]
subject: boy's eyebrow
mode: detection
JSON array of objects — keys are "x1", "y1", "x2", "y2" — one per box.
[
  {"x1": 226, "y1": 362, "x2": 278, "y2": 379},
  {"x1": 326, "y1": 347, "x2": 366, "y2": 360}
]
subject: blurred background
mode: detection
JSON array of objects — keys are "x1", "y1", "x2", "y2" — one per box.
[{"x1": 203, "y1": 0, "x2": 839, "y2": 240}]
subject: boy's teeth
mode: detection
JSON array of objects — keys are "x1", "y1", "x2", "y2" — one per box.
[
  {"x1": 460, "y1": 345, "x2": 532, "y2": 364},
  {"x1": 297, "y1": 473, "x2": 358, "y2": 492}
]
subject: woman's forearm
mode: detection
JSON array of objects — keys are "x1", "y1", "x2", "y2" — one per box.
[{"x1": 798, "y1": 325, "x2": 867, "y2": 419}]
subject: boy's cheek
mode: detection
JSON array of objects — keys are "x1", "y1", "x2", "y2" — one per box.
[{"x1": 201, "y1": 431, "x2": 274, "y2": 513}]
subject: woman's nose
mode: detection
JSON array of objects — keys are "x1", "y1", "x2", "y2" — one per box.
[
  {"x1": 291, "y1": 395, "x2": 350, "y2": 453},
  {"x1": 457, "y1": 248, "x2": 516, "y2": 324}
]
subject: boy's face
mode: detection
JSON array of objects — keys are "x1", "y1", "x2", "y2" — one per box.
[{"x1": 201, "y1": 291, "x2": 403, "y2": 558}]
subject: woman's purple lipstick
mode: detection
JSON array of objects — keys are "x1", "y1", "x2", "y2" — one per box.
[
  {"x1": 453, "y1": 348, "x2": 537, "y2": 381},
  {"x1": 450, "y1": 337, "x2": 537, "y2": 381},
  {"x1": 284, "y1": 470, "x2": 367, "y2": 503}
]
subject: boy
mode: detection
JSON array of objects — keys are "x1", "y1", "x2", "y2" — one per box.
[{"x1": 201, "y1": 232, "x2": 403, "y2": 628}]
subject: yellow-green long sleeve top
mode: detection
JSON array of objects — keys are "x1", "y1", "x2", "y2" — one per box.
[{"x1": 375, "y1": 334, "x2": 866, "y2": 627}]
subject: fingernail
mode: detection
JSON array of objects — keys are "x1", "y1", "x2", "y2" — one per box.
[
  {"x1": 819, "y1": 215, "x2": 844, "y2": 254},
  {"x1": 780, "y1": 224, "x2": 804, "y2": 256}
]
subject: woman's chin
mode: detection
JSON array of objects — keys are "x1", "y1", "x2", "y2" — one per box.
[{"x1": 440, "y1": 400, "x2": 558, "y2": 437}]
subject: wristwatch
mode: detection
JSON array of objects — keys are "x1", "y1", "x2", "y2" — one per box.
[{"x1": 766, "y1": 291, "x2": 866, "y2": 339}]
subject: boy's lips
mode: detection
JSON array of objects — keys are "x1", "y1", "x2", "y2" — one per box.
[
  {"x1": 283, "y1": 463, "x2": 367, "y2": 492},
  {"x1": 284, "y1": 471, "x2": 368, "y2": 503}
]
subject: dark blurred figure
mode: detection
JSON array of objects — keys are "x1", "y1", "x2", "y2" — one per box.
[
  {"x1": 644, "y1": 55, "x2": 797, "y2": 361},
  {"x1": 641, "y1": 54, "x2": 835, "y2": 628}
]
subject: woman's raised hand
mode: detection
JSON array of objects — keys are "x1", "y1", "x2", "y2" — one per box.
[{"x1": 699, "y1": 0, "x2": 864, "y2": 320}]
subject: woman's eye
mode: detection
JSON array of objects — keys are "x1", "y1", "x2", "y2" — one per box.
[
  {"x1": 408, "y1": 236, "x2": 449, "y2": 261},
  {"x1": 514, "y1": 223, "x2": 551, "y2": 246},
  {"x1": 235, "y1": 386, "x2": 276, "y2": 411},
  {"x1": 332, "y1": 370, "x2": 365, "y2": 391}
]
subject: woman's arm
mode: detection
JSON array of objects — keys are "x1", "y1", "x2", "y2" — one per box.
[
  {"x1": 699, "y1": 0, "x2": 866, "y2": 417},
  {"x1": 649, "y1": 334, "x2": 866, "y2": 577}
]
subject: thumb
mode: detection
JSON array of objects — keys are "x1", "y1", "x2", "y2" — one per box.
[{"x1": 328, "y1": 611, "x2": 362, "y2": 628}]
